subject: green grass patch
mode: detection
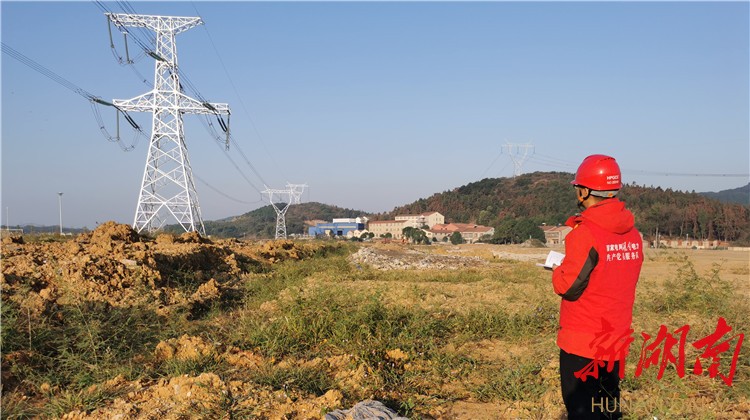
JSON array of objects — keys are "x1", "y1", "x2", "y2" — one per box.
[
  {"x1": 249, "y1": 362, "x2": 335, "y2": 396},
  {"x1": 473, "y1": 359, "x2": 546, "y2": 402},
  {"x1": 2, "y1": 300, "x2": 166, "y2": 395},
  {"x1": 458, "y1": 303, "x2": 558, "y2": 341},
  {"x1": 367, "y1": 269, "x2": 490, "y2": 284}
]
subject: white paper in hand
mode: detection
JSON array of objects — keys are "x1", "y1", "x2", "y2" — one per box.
[{"x1": 537, "y1": 250, "x2": 565, "y2": 270}]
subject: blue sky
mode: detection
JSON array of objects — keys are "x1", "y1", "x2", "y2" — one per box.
[{"x1": 2, "y1": 1, "x2": 748, "y2": 229}]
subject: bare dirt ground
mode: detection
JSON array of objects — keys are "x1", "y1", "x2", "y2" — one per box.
[
  {"x1": 2, "y1": 225, "x2": 748, "y2": 419},
  {"x1": 2, "y1": 222, "x2": 346, "y2": 418}
]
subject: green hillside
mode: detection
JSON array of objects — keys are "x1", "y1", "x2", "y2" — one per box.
[
  {"x1": 386, "y1": 172, "x2": 750, "y2": 244},
  {"x1": 385, "y1": 172, "x2": 576, "y2": 226},
  {"x1": 700, "y1": 183, "x2": 750, "y2": 205},
  {"x1": 202, "y1": 202, "x2": 368, "y2": 238}
]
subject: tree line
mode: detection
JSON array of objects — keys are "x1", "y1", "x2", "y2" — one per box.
[{"x1": 386, "y1": 172, "x2": 750, "y2": 245}]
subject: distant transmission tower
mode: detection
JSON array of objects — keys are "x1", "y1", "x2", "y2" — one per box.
[
  {"x1": 108, "y1": 14, "x2": 230, "y2": 235},
  {"x1": 263, "y1": 186, "x2": 293, "y2": 239},
  {"x1": 502, "y1": 143, "x2": 534, "y2": 177},
  {"x1": 286, "y1": 183, "x2": 308, "y2": 205}
]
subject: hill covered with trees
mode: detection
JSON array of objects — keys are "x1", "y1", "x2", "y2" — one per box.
[
  {"x1": 700, "y1": 183, "x2": 749, "y2": 205},
  {"x1": 385, "y1": 172, "x2": 750, "y2": 245}
]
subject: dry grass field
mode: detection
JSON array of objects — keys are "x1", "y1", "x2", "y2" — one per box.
[{"x1": 2, "y1": 224, "x2": 748, "y2": 419}]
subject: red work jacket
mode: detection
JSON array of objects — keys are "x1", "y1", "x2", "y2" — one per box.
[{"x1": 552, "y1": 198, "x2": 643, "y2": 359}]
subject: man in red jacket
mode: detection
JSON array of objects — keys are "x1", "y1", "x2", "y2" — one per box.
[{"x1": 552, "y1": 155, "x2": 643, "y2": 419}]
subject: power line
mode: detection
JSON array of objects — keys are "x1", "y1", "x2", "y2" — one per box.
[
  {"x1": 229, "y1": 135, "x2": 270, "y2": 187},
  {"x1": 2, "y1": 41, "x2": 145, "y2": 151},
  {"x1": 191, "y1": 2, "x2": 288, "y2": 183},
  {"x1": 530, "y1": 152, "x2": 578, "y2": 168},
  {"x1": 195, "y1": 175, "x2": 263, "y2": 204},
  {"x1": 528, "y1": 155, "x2": 577, "y2": 169},
  {"x1": 479, "y1": 149, "x2": 503, "y2": 179},
  {"x1": 494, "y1": 160, "x2": 512, "y2": 178},
  {"x1": 625, "y1": 170, "x2": 749, "y2": 178},
  {"x1": 2, "y1": 42, "x2": 95, "y2": 100},
  {"x1": 527, "y1": 154, "x2": 746, "y2": 178},
  {"x1": 212, "y1": 136, "x2": 264, "y2": 195},
  {"x1": 193, "y1": 114, "x2": 269, "y2": 193},
  {"x1": 506, "y1": 149, "x2": 747, "y2": 179}
]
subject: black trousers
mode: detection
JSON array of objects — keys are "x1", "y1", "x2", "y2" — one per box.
[{"x1": 560, "y1": 349, "x2": 622, "y2": 420}]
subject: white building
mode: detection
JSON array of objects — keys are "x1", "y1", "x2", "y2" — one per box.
[{"x1": 395, "y1": 212, "x2": 445, "y2": 228}]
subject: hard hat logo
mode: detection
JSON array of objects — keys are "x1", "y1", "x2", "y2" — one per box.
[{"x1": 572, "y1": 154, "x2": 622, "y2": 191}]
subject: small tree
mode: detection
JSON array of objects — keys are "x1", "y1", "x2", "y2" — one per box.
[
  {"x1": 403, "y1": 226, "x2": 428, "y2": 244},
  {"x1": 491, "y1": 217, "x2": 545, "y2": 244},
  {"x1": 402, "y1": 226, "x2": 416, "y2": 241},
  {"x1": 516, "y1": 219, "x2": 546, "y2": 243},
  {"x1": 450, "y1": 232, "x2": 465, "y2": 245}
]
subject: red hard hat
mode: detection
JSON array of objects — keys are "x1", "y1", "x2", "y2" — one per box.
[{"x1": 571, "y1": 154, "x2": 622, "y2": 191}]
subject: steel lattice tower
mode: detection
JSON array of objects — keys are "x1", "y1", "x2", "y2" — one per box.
[
  {"x1": 286, "y1": 183, "x2": 307, "y2": 205},
  {"x1": 263, "y1": 187, "x2": 292, "y2": 239},
  {"x1": 502, "y1": 143, "x2": 534, "y2": 177},
  {"x1": 108, "y1": 14, "x2": 230, "y2": 235}
]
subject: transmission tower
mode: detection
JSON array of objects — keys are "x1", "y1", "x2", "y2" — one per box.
[
  {"x1": 263, "y1": 187, "x2": 293, "y2": 239},
  {"x1": 502, "y1": 143, "x2": 534, "y2": 177},
  {"x1": 108, "y1": 13, "x2": 230, "y2": 235},
  {"x1": 286, "y1": 183, "x2": 308, "y2": 205}
]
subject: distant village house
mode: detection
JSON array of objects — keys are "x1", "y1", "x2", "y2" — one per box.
[
  {"x1": 540, "y1": 224, "x2": 573, "y2": 246},
  {"x1": 427, "y1": 223, "x2": 495, "y2": 243},
  {"x1": 654, "y1": 238, "x2": 728, "y2": 249}
]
